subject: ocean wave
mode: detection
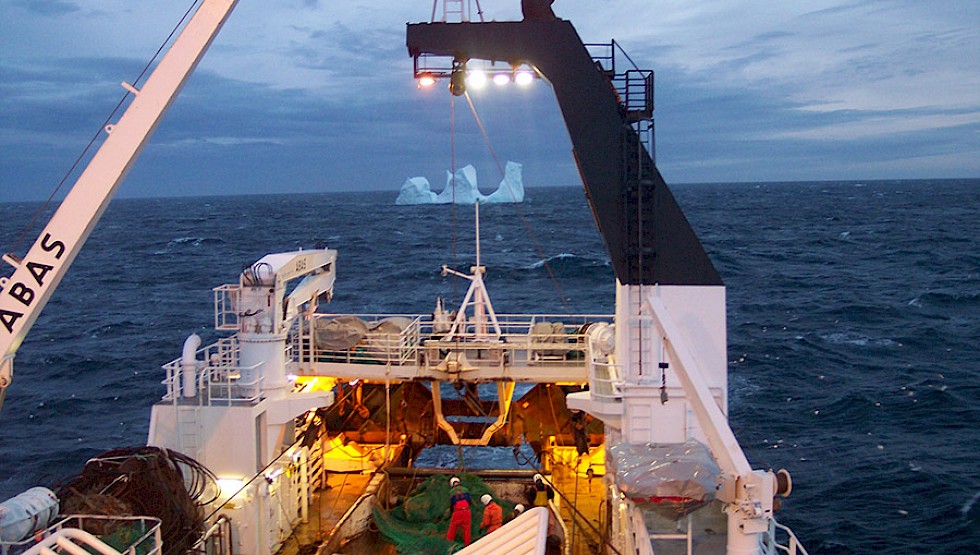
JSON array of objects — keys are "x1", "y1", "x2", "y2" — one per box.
[
  {"x1": 526, "y1": 252, "x2": 577, "y2": 269},
  {"x1": 907, "y1": 290, "x2": 980, "y2": 309},
  {"x1": 963, "y1": 490, "x2": 980, "y2": 520},
  {"x1": 166, "y1": 236, "x2": 226, "y2": 247},
  {"x1": 819, "y1": 332, "x2": 899, "y2": 348},
  {"x1": 521, "y1": 253, "x2": 611, "y2": 274}
]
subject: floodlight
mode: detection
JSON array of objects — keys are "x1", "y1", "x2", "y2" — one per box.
[
  {"x1": 467, "y1": 70, "x2": 488, "y2": 89},
  {"x1": 515, "y1": 71, "x2": 534, "y2": 86}
]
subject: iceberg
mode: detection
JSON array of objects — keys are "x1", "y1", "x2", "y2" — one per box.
[
  {"x1": 395, "y1": 177, "x2": 438, "y2": 205},
  {"x1": 396, "y1": 161, "x2": 524, "y2": 205}
]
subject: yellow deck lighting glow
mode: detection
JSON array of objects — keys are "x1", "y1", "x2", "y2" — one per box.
[
  {"x1": 217, "y1": 478, "x2": 246, "y2": 499},
  {"x1": 417, "y1": 73, "x2": 436, "y2": 87}
]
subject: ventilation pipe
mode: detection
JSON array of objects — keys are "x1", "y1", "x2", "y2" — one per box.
[{"x1": 182, "y1": 333, "x2": 202, "y2": 398}]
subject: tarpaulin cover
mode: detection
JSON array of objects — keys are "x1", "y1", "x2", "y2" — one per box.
[
  {"x1": 365, "y1": 317, "x2": 413, "y2": 358},
  {"x1": 314, "y1": 315, "x2": 369, "y2": 350},
  {"x1": 608, "y1": 439, "x2": 721, "y2": 519}
]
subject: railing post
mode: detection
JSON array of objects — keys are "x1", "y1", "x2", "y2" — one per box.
[{"x1": 300, "y1": 447, "x2": 309, "y2": 523}]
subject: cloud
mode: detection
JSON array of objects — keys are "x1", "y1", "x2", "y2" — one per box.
[
  {"x1": 773, "y1": 111, "x2": 980, "y2": 141},
  {"x1": 11, "y1": 0, "x2": 78, "y2": 16},
  {"x1": 0, "y1": 0, "x2": 977, "y2": 202}
]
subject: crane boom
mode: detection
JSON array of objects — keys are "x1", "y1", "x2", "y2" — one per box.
[{"x1": 0, "y1": 0, "x2": 241, "y2": 414}]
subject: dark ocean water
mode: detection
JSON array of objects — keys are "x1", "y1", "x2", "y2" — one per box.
[{"x1": 1, "y1": 179, "x2": 978, "y2": 554}]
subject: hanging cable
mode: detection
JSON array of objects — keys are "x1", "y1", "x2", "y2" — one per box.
[
  {"x1": 7, "y1": 0, "x2": 204, "y2": 255},
  {"x1": 462, "y1": 92, "x2": 574, "y2": 316},
  {"x1": 508, "y1": 452, "x2": 624, "y2": 555},
  {"x1": 450, "y1": 93, "x2": 459, "y2": 304}
]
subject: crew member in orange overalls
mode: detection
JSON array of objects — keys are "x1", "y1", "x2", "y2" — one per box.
[
  {"x1": 479, "y1": 494, "x2": 503, "y2": 535},
  {"x1": 446, "y1": 476, "x2": 472, "y2": 545}
]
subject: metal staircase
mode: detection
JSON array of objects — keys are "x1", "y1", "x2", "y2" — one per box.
[
  {"x1": 587, "y1": 41, "x2": 660, "y2": 282},
  {"x1": 587, "y1": 40, "x2": 655, "y2": 121}
]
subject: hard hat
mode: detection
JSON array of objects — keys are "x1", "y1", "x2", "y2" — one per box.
[
  {"x1": 514, "y1": 504, "x2": 525, "y2": 514},
  {"x1": 449, "y1": 476, "x2": 460, "y2": 487},
  {"x1": 481, "y1": 494, "x2": 493, "y2": 505},
  {"x1": 533, "y1": 473, "x2": 543, "y2": 482}
]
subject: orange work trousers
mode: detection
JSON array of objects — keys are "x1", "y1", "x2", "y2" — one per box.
[{"x1": 446, "y1": 506, "x2": 472, "y2": 545}]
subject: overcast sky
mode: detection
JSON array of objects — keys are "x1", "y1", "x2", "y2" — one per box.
[{"x1": 1, "y1": 0, "x2": 977, "y2": 202}]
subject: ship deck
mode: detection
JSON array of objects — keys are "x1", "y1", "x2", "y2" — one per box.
[
  {"x1": 276, "y1": 466, "x2": 608, "y2": 555},
  {"x1": 277, "y1": 472, "x2": 374, "y2": 555}
]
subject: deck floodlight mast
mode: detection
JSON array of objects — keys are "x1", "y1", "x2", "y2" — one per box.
[{"x1": 0, "y1": 0, "x2": 242, "y2": 416}]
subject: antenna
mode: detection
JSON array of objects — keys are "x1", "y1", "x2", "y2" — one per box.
[
  {"x1": 440, "y1": 200, "x2": 501, "y2": 341},
  {"x1": 475, "y1": 200, "x2": 481, "y2": 268}
]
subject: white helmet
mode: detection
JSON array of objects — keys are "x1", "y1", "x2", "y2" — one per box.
[
  {"x1": 449, "y1": 476, "x2": 460, "y2": 487},
  {"x1": 481, "y1": 494, "x2": 493, "y2": 506},
  {"x1": 514, "y1": 504, "x2": 525, "y2": 514},
  {"x1": 533, "y1": 473, "x2": 543, "y2": 482}
]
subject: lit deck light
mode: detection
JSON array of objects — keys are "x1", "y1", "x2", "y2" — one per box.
[
  {"x1": 515, "y1": 70, "x2": 534, "y2": 86},
  {"x1": 467, "y1": 70, "x2": 487, "y2": 89},
  {"x1": 493, "y1": 73, "x2": 511, "y2": 86},
  {"x1": 417, "y1": 73, "x2": 436, "y2": 87},
  {"x1": 217, "y1": 478, "x2": 246, "y2": 499}
]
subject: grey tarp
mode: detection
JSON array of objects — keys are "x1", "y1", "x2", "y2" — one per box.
[
  {"x1": 314, "y1": 315, "x2": 369, "y2": 350},
  {"x1": 365, "y1": 317, "x2": 413, "y2": 358},
  {"x1": 608, "y1": 439, "x2": 721, "y2": 519}
]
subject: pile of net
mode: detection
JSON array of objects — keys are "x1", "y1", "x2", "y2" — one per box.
[
  {"x1": 56, "y1": 446, "x2": 218, "y2": 555},
  {"x1": 373, "y1": 474, "x2": 518, "y2": 554}
]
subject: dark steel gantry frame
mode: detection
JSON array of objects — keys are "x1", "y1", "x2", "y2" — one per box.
[{"x1": 407, "y1": 20, "x2": 721, "y2": 286}]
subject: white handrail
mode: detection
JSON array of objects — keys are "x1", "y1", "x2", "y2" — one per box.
[
  {"x1": 764, "y1": 518, "x2": 810, "y2": 555},
  {"x1": 23, "y1": 529, "x2": 123, "y2": 555}
]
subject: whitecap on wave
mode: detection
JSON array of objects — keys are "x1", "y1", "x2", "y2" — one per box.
[
  {"x1": 526, "y1": 252, "x2": 577, "y2": 269},
  {"x1": 820, "y1": 332, "x2": 897, "y2": 347},
  {"x1": 962, "y1": 490, "x2": 980, "y2": 520}
]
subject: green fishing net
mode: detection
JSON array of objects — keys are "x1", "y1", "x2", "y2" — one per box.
[{"x1": 373, "y1": 474, "x2": 518, "y2": 554}]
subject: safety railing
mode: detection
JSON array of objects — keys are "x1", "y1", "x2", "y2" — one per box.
[
  {"x1": 2, "y1": 515, "x2": 162, "y2": 555},
  {"x1": 161, "y1": 337, "x2": 265, "y2": 405},
  {"x1": 191, "y1": 516, "x2": 232, "y2": 555},
  {"x1": 200, "y1": 363, "x2": 265, "y2": 405},
  {"x1": 297, "y1": 313, "x2": 612, "y2": 369},
  {"x1": 589, "y1": 361, "x2": 624, "y2": 402},
  {"x1": 585, "y1": 40, "x2": 654, "y2": 120},
  {"x1": 213, "y1": 283, "x2": 240, "y2": 331},
  {"x1": 761, "y1": 518, "x2": 810, "y2": 555}
]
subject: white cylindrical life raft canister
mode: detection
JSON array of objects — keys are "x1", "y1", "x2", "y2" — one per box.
[{"x1": 0, "y1": 487, "x2": 59, "y2": 543}]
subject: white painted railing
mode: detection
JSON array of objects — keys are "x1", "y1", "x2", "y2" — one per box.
[
  {"x1": 295, "y1": 312, "x2": 612, "y2": 368},
  {"x1": 161, "y1": 337, "x2": 265, "y2": 404},
  {"x1": 213, "y1": 283, "x2": 241, "y2": 331},
  {"x1": 761, "y1": 518, "x2": 810, "y2": 555},
  {"x1": 192, "y1": 516, "x2": 232, "y2": 555},
  {"x1": 2, "y1": 515, "x2": 161, "y2": 555},
  {"x1": 589, "y1": 361, "x2": 624, "y2": 401}
]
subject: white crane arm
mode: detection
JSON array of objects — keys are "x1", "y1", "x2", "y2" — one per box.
[{"x1": 0, "y1": 0, "x2": 241, "y2": 412}]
